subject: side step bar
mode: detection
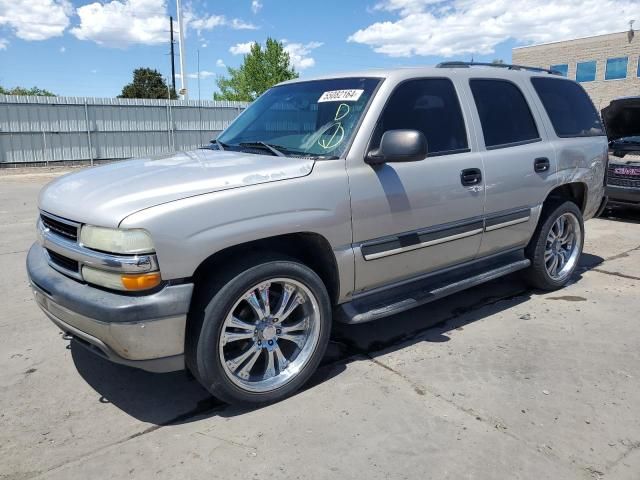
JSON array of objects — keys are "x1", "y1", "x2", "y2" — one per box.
[{"x1": 336, "y1": 254, "x2": 530, "y2": 324}]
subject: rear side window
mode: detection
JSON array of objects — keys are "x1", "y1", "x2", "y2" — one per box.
[
  {"x1": 531, "y1": 77, "x2": 604, "y2": 137},
  {"x1": 469, "y1": 79, "x2": 540, "y2": 149},
  {"x1": 371, "y1": 78, "x2": 469, "y2": 156}
]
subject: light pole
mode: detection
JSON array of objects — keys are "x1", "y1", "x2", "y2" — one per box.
[{"x1": 176, "y1": 0, "x2": 188, "y2": 99}]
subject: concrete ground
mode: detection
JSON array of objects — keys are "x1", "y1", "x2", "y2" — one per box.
[{"x1": 1, "y1": 169, "x2": 639, "y2": 480}]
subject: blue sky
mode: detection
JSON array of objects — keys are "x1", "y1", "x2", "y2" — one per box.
[{"x1": 0, "y1": 0, "x2": 636, "y2": 99}]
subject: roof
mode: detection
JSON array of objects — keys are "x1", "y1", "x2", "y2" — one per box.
[
  {"x1": 513, "y1": 29, "x2": 635, "y2": 50},
  {"x1": 278, "y1": 64, "x2": 565, "y2": 86}
]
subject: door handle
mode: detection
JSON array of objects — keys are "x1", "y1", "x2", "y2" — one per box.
[
  {"x1": 534, "y1": 157, "x2": 550, "y2": 173},
  {"x1": 460, "y1": 168, "x2": 482, "y2": 186}
]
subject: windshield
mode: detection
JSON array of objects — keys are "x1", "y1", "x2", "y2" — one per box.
[{"x1": 217, "y1": 77, "x2": 381, "y2": 158}]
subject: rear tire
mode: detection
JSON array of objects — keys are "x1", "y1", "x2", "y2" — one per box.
[
  {"x1": 186, "y1": 257, "x2": 331, "y2": 406},
  {"x1": 524, "y1": 201, "x2": 584, "y2": 291}
]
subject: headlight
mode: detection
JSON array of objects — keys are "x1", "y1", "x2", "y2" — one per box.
[
  {"x1": 79, "y1": 225, "x2": 154, "y2": 254},
  {"x1": 82, "y1": 266, "x2": 162, "y2": 292}
]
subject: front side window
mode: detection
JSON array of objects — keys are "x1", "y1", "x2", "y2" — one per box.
[
  {"x1": 370, "y1": 78, "x2": 469, "y2": 156},
  {"x1": 531, "y1": 77, "x2": 604, "y2": 138},
  {"x1": 576, "y1": 61, "x2": 597, "y2": 82},
  {"x1": 551, "y1": 64, "x2": 568, "y2": 77},
  {"x1": 217, "y1": 77, "x2": 381, "y2": 158},
  {"x1": 605, "y1": 57, "x2": 628, "y2": 80},
  {"x1": 469, "y1": 79, "x2": 539, "y2": 149}
]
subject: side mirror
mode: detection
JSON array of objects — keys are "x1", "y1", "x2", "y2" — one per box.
[{"x1": 366, "y1": 129, "x2": 428, "y2": 165}]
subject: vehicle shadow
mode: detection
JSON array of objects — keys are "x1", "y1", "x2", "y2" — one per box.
[
  {"x1": 600, "y1": 205, "x2": 640, "y2": 224},
  {"x1": 71, "y1": 253, "x2": 603, "y2": 425}
]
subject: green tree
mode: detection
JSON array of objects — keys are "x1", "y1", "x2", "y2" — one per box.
[
  {"x1": 119, "y1": 68, "x2": 177, "y2": 99},
  {"x1": 0, "y1": 86, "x2": 56, "y2": 96},
  {"x1": 214, "y1": 38, "x2": 298, "y2": 101},
  {"x1": 492, "y1": 59, "x2": 505, "y2": 64}
]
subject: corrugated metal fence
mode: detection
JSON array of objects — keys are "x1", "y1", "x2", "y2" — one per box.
[{"x1": 0, "y1": 95, "x2": 248, "y2": 166}]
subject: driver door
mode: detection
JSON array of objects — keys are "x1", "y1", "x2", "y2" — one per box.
[{"x1": 347, "y1": 78, "x2": 486, "y2": 293}]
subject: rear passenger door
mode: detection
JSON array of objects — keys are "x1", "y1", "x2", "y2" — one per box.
[{"x1": 467, "y1": 78, "x2": 557, "y2": 257}]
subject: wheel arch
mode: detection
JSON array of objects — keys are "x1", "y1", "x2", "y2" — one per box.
[
  {"x1": 544, "y1": 182, "x2": 588, "y2": 213},
  {"x1": 191, "y1": 232, "x2": 341, "y2": 306}
]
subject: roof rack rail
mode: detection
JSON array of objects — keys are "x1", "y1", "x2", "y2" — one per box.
[{"x1": 435, "y1": 61, "x2": 561, "y2": 76}]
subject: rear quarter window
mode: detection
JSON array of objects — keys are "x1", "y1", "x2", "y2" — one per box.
[{"x1": 531, "y1": 77, "x2": 605, "y2": 138}]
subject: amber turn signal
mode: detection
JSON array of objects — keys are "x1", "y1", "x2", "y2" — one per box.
[{"x1": 120, "y1": 272, "x2": 162, "y2": 291}]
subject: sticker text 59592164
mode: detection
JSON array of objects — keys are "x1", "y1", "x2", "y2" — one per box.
[{"x1": 318, "y1": 89, "x2": 364, "y2": 103}]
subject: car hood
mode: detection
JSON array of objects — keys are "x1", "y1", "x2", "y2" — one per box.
[
  {"x1": 601, "y1": 97, "x2": 640, "y2": 143},
  {"x1": 39, "y1": 148, "x2": 315, "y2": 227}
]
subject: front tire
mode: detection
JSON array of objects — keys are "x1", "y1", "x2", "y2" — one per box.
[
  {"x1": 187, "y1": 258, "x2": 331, "y2": 406},
  {"x1": 524, "y1": 201, "x2": 584, "y2": 290}
]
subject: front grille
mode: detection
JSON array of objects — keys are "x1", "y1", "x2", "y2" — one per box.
[
  {"x1": 608, "y1": 177, "x2": 640, "y2": 188},
  {"x1": 46, "y1": 249, "x2": 80, "y2": 272},
  {"x1": 607, "y1": 164, "x2": 640, "y2": 189},
  {"x1": 41, "y1": 214, "x2": 78, "y2": 241}
]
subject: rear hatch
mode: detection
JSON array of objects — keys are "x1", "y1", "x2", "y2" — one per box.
[
  {"x1": 601, "y1": 97, "x2": 640, "y2": 159},
  {"x1": 601, "y1": 97, "x2": 640, "y2": 188}
]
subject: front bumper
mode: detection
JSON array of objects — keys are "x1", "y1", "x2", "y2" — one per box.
[
  {"x1": 606, "y1": 185, "x2": 640, "y2": 207},
  {"x1": 27, "y1": 243, "x2": 193, "y2": 372}
]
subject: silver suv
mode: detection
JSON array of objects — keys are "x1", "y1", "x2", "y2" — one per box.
[{"x1": 27, "y1": 62, "x2": 607, "y2": 405}]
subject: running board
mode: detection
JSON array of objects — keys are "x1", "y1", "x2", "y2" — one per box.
[{"x1": 336, "y1": 254, "x2": 531, "y2": 324}]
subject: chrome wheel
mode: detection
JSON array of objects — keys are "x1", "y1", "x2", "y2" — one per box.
[
  {"x1": 544, "y1": 212, "x2": 581, "y2": 281},
  {"x1": 218, "y1": 278, "x2": 321, "y2": 393}
]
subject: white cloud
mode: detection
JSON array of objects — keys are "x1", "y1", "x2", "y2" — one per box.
[
  {"x1": 176, "y1": 70, "x2": 216, "y2": 79},
  {"x1": 200, "y1": 42, "x2": 208, "y2": 48},
  {"x1": 59, "y1": 46, "x2": 66, "y2": 53},
  {"x1": 71, "y1": 0, "x2": 168, "y2": 48},
  {"x1": 216, "y1": 58, "x2": 226, "y2": 68},
  {"x1": 188, "y1": 13, "x2": 226, "y2": 33},
  {"x1": 283, "y1": 41, "x2": 323, "y2": 70},
  {"x1": 251, "y1": 0, "x2": 263, "y2": 14},
  {"x1": 229, "y1": 41, "x2": 255, "y2": 55},
  {"x1": 186, "y1": 8, "x2": 257, "y2": 35},
  {"x1": 349, "y1": 0, "x2": 638, "y2": 57},
  {"x1": 69, "y1": 1, "x2": 256, "y2": 48},
  {"x1": 0, "y1": 38, "x2": 8, "y2": 50},
  {"x1": 0, "y1": 0, "x2": 72, "y2": 41},
  {"x1": 229, "y1": 18, "x2": 258, "y2": 30}
]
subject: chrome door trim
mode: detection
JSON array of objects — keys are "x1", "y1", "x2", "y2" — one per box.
[
  {"x1": 359, "y1": 207, "x2": 533, "y2": 261},
  {"x1": 360, "y1": 217, "x2": 484, "y2": 261},
  {"x1": 485, "y1": 216, "x2": 530, "y2": 231},
  {"x1": 484, "y1": 207, "x2": 531, "y2": 232},
  {"x1": 363, "y1": 228, "x2": 483, "y2": 260}
]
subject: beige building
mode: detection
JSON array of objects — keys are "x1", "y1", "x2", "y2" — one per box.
[{"x1": 513, "y1": 30, "x2": 639, "y2": 109}]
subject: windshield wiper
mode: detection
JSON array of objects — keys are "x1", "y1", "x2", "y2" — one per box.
[
  {"x1": 211, "y1": 139, "x2": 229, "y2": 151},
  {"x1": 238, "y1": 141, "x2": 286, "y2": 157}
]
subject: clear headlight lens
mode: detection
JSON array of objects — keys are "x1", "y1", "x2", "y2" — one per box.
[
  {"x1": 82, "y1": 266, "x2": 161, "y2": 292},
  {"x1": 79, "y1": 225, "x2": 154, "y2": 254}
]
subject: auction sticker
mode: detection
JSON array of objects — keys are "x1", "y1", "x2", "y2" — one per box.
[{"x1": 318, "y1": 89, "x2": 364, "y2": 103}]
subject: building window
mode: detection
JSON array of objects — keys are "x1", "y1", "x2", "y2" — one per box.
[
  {"x1": 550, "y1": 64, "x2": 568, "y2": 77},
  {"x1": 576, "y1": 61, "x2": 597, "y2": 82},
  {"x1": 605, "y1": 57, "x2": 628, "y2": 80},
  {"x1": 637, "y1": 57, "x2": 640, "y2": 77}
]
